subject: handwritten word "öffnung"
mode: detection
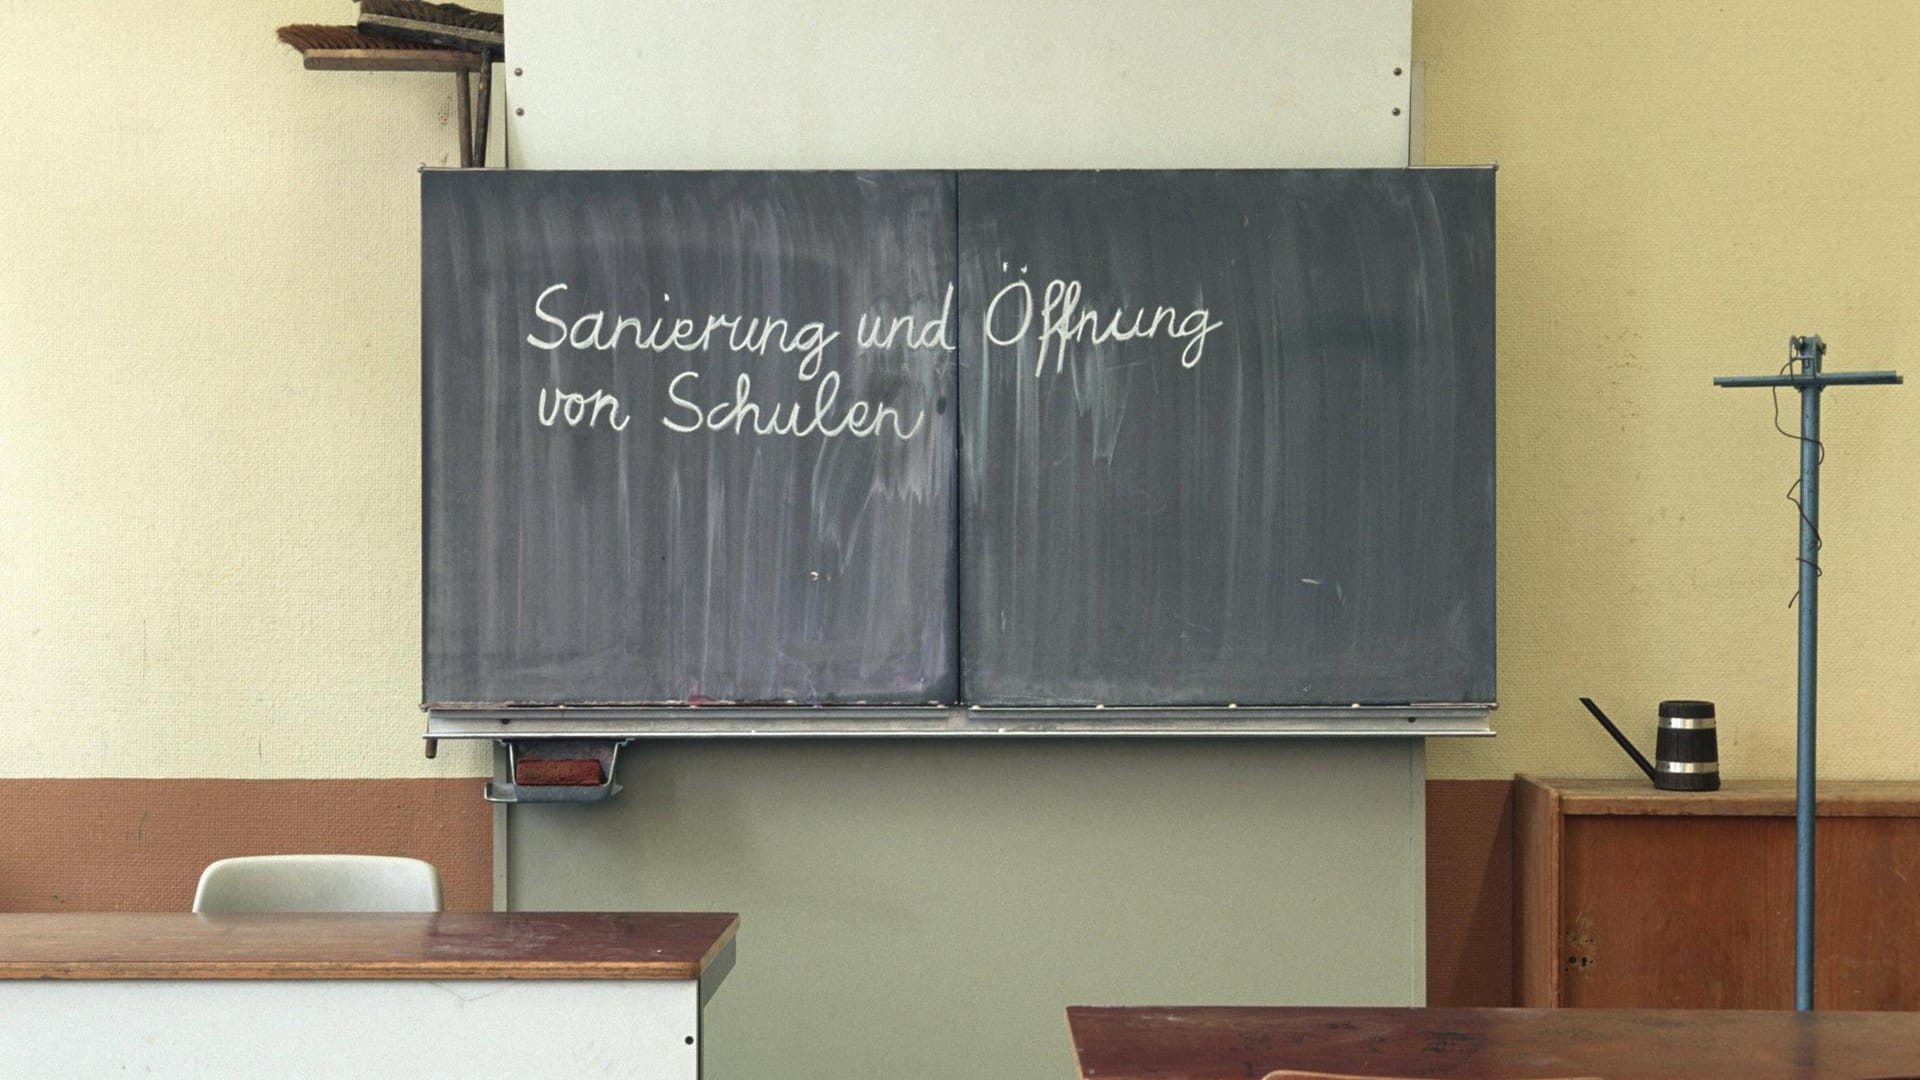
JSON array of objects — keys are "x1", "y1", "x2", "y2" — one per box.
[{"x1": 984, "y1": 268, "x2": 1224, "y2": 377}]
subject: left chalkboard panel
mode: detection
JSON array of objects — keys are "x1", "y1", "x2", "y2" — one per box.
[{"x1": 423, "y1": 171, "x2": 959, "y2": 707}]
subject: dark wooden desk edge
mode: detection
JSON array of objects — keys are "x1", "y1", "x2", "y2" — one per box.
[
  {"x1": 0, "y1": 912, "x2": 740, "y2": 981},
  {"x1": 1065, "y1": 1005, "x2": 1920, "y2": 1080},
  {"x1": 1064, "y1": 1008, "x2": 1091, "y2": 1080},
  {"x1": 1517, "y1": 774, "x2": 1920, "y2": 817},
  {"x1": 702, "y1": 913, "x2": 740, "y2": 973}
]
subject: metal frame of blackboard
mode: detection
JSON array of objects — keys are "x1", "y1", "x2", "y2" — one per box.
[
  {"x1": 421, "y1": 166, "x2": 1499, "y2": 754},
  {"x1": 425, "y1": 705, "x2": 1493, "y2": 741}
]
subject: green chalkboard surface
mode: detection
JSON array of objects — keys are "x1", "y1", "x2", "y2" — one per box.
[
  {"x1": 422, "y1": 168, "x2": 1494, "y2": 712},
  {"x1": 958, "y1": 169, "x2": 1495, "y2": 705},
  {"x1": 423, "y1": 171, "x2": 959, "y2": 707}
]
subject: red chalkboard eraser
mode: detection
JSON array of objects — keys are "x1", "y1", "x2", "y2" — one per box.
[{"x1": 514, "y1": 758, "x2": 604, "y2": 786}]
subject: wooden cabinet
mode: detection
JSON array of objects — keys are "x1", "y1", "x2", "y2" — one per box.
[{"x1": 1514, "y1": 775, "x2": 1920, "y2": 1009}]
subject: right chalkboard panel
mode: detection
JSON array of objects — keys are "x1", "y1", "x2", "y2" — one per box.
[{"x1": 957, "y1": 169, "x2": 1495, "y2": 707}]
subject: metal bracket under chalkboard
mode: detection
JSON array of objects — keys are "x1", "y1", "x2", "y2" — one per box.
[
  {"x1": 428, "y1": 704, "x2": 1494, "y2": 742},
  {"x1": 481, "y1": 738, "x2": 630, "y2": 804}
]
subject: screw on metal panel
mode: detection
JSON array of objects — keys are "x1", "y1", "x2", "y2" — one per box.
[
  {"x1": 514, "y1": 67, "x2": 523, "y2": 76},
  {"x1": 1394, "y1": 67, "x2": 1404, "y2": 75},
  {"x1": 1392, "y1": 107, "x2": 1402, "y2": 116},
  {"x1": 515, "y1": 107, "x2": 525, "y2": 116}
]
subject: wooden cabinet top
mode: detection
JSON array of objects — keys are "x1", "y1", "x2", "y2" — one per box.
[
  {"x1": 1517, "y1": 775, "x2": 1920, "y2": 817},
  {"x1": 0, "y1": 911, "x2": 738, "y2": 980},
  {"x1": 1066, "y1": 1005, "x2": 1920, "y2": 1080}
]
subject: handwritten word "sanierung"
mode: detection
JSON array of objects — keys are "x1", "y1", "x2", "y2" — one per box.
[{"x1": 526, "y1": 283, "x2": 841, "y2": 379}]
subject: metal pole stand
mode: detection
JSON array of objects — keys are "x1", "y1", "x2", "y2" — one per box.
[{"x1": 1714, "y1": 335, "x2": 1900, "y2": 1010}]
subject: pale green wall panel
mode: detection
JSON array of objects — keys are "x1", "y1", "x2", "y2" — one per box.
[
  {"x1": 497, "y1": 11, "x2": 1430, "y2": 1080},
  {"x1": 508, "y1": 739, "x2": 1424, "y2": 1080}
]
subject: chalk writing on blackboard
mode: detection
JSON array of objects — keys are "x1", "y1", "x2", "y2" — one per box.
[
  {"x1": 982, "y1": 264, "x2": 1225, "y2": 376},
  {"x1": 537, "y1": 386, "x2": 630, "y2": 430},
  {"x1": 521, "y1": 273, "x2": 1222, "y2": 440}
]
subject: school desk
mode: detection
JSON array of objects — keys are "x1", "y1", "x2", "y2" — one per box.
[
  {"x1": 0, "y1": 911, "x2": 737, "y2": 1079},
  {"x1": 1066, "y1": 1005, "x2": 1920, "y2": 1080}
]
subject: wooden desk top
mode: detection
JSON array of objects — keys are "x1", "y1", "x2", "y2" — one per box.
[
  {"x1": 1518, "y1": 775, "x2": 1920, "y2": 817},
  {"x1": 0, "y1": 912, "x2": 737, "y2": 980},
  {"x1": 1067, "y1": 1006, "x2": 1920, "y2": 1080}
]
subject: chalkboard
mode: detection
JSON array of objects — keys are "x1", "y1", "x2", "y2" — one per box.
[
  {"x1": 423, "y1": 171, "x2": 959, "y2": 707},
  {"x1": 957, "y1": 169, "x2": 1495, "y2": 706},
  {"x1": 423, "y1": 168, "x2": 1494, "y2": 713}
]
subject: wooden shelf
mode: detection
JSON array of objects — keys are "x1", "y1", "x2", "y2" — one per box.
[
  {"x1": 299, "y1": 48, "x2": 483, "y2": 73},
  {"x1": 277, "y1": 24, "x2": 494, "y2": 167}
]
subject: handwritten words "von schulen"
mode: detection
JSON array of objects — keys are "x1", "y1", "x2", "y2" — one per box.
[{"x1": 522, "y1": 269, "x2": 1225, "y2": 442}]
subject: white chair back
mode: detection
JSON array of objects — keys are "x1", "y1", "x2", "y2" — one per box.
[{"x1": 192, "y1": 854, "x2": 443, "y2": 913}]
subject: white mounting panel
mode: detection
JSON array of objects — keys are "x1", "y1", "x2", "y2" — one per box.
[{"x1": 504, "y1": 0, "x2": 1411, "y2": 169}]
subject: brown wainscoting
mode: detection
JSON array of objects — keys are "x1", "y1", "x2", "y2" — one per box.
[
  {"x1": 1427, "y1": 778, "x2": 1515, "y2": 1006},
  {"x1": 0, "y1": 779, "x2": 492, "y2": 912}
]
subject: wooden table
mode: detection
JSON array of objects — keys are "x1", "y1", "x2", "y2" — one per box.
[
  {"x1": 1066, "y1": 1006, "x2": 1920, "y2": 1079},
  {"x1": 0, "y1": 911, "x2": 738, "y2": 1080}
]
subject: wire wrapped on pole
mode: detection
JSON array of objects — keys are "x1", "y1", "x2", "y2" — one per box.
[{"x1": 1714, "y1": 336, "x2": 1901, "y2": 1011}]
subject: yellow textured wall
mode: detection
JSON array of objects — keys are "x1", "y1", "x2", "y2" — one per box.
[
  {"x1": 1416, "y1": 1, "x2": 1920, "y2": 780},
  {"x1": 1, "y1": 2, "x2": 489, "y2": 776},
  {"x1": 5, "y1": 3, "x2": 1914, "y2": 781}
]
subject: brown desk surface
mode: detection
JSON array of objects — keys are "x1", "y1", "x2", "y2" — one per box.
[
  {"x1": 0, "y1": 912, "x2": 737, "y2": 980},
  {"x1": 1518, "y1": 776, "x2": 1920, "y2": 817},
  {"x1": 1067, "y1": 1006, "x2": 1920, "y2": 1080}
]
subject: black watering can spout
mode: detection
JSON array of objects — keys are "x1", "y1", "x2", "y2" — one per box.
[{"x1": 1579, "y1": 697, "x2": 1657, "y2": 781}]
